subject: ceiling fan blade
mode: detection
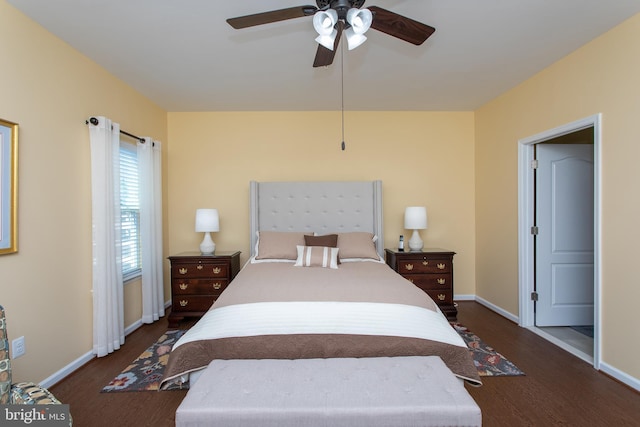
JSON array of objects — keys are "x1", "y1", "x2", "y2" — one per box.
[
  {"x1": 227, "y1": 6, "x2": 317, "y2": 29},
  {"x1": 368, "y1": 6, "x2": 435, "y2": 45},
  {"x1": 313, "y1": 21, "x2": 344, "y2": 67}
]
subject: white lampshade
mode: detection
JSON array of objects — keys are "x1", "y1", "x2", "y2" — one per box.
[
  {"x1": 313, "y1": 9, "x2": 338, "y2": 36},
  {"x1": 195, "y1": 209, "x2": 219, "y2": 254},
  {"x1": 195, "y1": 209, "x2": 219, "y2": 232},
  {"x1": 404, "y1": 207, "x2": 428, "y2": 251},
  {"x1": 404, "y1": 207, "x2": 428, "y2": 230}
]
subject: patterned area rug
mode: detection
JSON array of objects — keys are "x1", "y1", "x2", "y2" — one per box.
[
  {"x1": 452, "y1": 323, "x2": 525, "y2": 376},
  {"x1": 101, "y1": 330, "x2": 188, "y2": 392},
  {"x1": 103, "y1": 323, "x2": 523, "y2": 392}
]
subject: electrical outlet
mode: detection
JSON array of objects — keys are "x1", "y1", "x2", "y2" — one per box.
[{"x1": 12, "y1": 336, "x2": 25, "y2": 358}]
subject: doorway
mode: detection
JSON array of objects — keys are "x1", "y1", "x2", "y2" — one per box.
[{"x1": 517, "y1": 115, "x2": 601, "y2": 369}]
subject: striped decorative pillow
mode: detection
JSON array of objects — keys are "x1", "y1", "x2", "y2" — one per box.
[{"x1": 294, "y1": 246, "x2": 339, "y2": 269}]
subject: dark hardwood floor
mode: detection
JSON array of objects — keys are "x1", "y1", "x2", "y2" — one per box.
[
  {"x1": 49, "y1": 301, "x2": 640, "y2": 426},
  {"x1": 456, "y1": 302, "x2": 640, "y2": 426}
]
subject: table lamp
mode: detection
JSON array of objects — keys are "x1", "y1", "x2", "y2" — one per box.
[
  {"x1": 404, "y1": 207, "x2": 428, "y2": 251},
  {"x1": 195, "y1": 208, "x2": 219, "y2": 254}
]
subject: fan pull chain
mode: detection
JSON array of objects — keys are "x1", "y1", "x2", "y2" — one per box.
[{"x1": 341, "y1": 40, "x2": 346, "y2": 151}]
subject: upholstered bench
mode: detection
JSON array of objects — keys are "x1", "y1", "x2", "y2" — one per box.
[{"x1": 176, "y1": 356, "x2": 481, "y2": 427}]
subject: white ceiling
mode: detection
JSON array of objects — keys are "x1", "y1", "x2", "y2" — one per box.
[{"x1": 9, "y1": 0, "x2": 640, "y2": 111}]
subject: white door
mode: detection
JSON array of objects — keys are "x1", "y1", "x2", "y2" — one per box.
[{"x1": 535, "y1": 143, "x2": 594, "y2": 326}]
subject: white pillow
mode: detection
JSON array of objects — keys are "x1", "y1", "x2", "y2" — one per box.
[{"x1": 294, "y1": 245, "x2": 339, "y2": 269}]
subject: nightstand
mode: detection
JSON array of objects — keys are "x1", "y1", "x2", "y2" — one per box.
[
  {"x1": 168, "y1": 251, "x2": 241, "y2": 327},
  {"x1": 385, "y1": 248, "x2": 457, "y2": 320}
]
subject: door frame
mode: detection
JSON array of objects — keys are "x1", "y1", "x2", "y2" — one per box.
[{"x1": 517, "y1": 114, "x2": 602, "y2": 369}]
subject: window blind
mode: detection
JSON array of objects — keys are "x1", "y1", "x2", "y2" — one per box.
[{"x1": 120, "y1": 141, "x2": 141, "y2": 280}]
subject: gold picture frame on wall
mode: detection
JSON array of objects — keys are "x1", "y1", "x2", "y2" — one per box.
[{"x1": 0, "y1": 118, "x2": 18, "y2": 255}]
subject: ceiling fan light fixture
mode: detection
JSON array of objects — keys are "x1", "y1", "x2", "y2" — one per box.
[
  {"x1": 227, "y1": 4, "x2": 436, "y2": 68},
  {"x1": 316, "y1": 30, "x2": 338, "y2": 50},
  {"x1": 346, "y1": 8, "x2": 372, "y2": 35},
  {"x1": 345, "y1": 27, "x2": 367, "y2": 50},
  {"x1": 313, "y1": 9, "x2": 338, "y2": 35}
]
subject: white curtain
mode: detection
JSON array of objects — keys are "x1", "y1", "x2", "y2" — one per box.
[
  {"x1": 88, "y1": 116, "x2": 125, "y2": 357},
  {"x1": 138, "y1": 138, "x2": 165, "y2": 323}
]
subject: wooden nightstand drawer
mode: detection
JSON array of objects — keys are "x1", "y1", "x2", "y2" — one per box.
[
  {"x1": 423, "y1": 290, "x2": 453, "y2": 305},
  {"x1": 172, "y1": 278, "x2": 229, "y2": 295},
  {"x1": 403, "y1": 273, "x2": 452, "y2": 290},
  {"x1": 172, "y1": 295, "x2": 217, "y2": 313},
  {"x1": 171, "y1": 262, "x2": 229, "y2": 278},
  {"x1": 398, "y1": 259, "x2": 452, "y2": 274}
]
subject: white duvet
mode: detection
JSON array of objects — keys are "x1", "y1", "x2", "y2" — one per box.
[{"x1": 173, "y1": 301, "x2": 467, "y2": 352}]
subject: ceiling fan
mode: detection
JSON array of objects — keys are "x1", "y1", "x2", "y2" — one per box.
[{"x1": 227, "y1": 0, "x2": 436, "y2": 67}]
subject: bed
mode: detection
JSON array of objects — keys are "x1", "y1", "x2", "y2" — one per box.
[{"x1": 163, "y1": 180, "x2": 481, "y2": 426}]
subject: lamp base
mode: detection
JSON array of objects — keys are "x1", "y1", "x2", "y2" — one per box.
[
  {"x1": 200, "y1": 232, "x2": 216, "y2": 255},
  {"x1": 408, "y1": 229, "x2": 423, "y2": 251}
]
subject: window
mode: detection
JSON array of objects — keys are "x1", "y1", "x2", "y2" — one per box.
[{"x1": 120, "y1": 141, "x2": 141, "y2": 281}]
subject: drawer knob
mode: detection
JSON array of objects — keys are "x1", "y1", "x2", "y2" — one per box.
[
  {"x1": 213, "y1": 267, "x2": 222, "y2": 274},
  {"x1": 179, "y1": 300, "x2": 188, "y2": 307},
  {"x1": 437, "y1": 263, "x2": 446, "y2": 270},
  {"x1": 422, "y1": 260, "x2": 429, "y2": 266},
  {"x1": 197, "y1": 265, "x2": 203, "y2": 270},
  {"x1": 404, "y1": 264, "x2": 414, "y2": 271},
  {"x1": 179, "y1": 283, "x2": 188, "y2": 290},
  {"x1": 437, "y1": 278, "x2": 446, "y2": 285},
  {"x1": 408, "y1": 278, "x2": 414, "y2": 284},
  {"x1": 437, "y1": 294, "x2": 446, "y2": 301},
  {"x1": 213, "y1": 282, "x2": 222, "y2": 290},
  {"x1": 179, "y1": 267, "x2": 188, "y2": 275}
]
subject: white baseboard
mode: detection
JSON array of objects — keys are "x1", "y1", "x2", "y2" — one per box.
[
  {"x1": 454, "y1": 294, "x2": 475, "y2": 301},
  {"x1": 474, "y1": 295, "x2": 519, "y2": 323},
  {"x1": 39, "y1": 351, "x2": 94, "y2": 389},
  {"x1": 38, "y1": 319, "x2": 144, "y2": 389},
  {"x1": 125, "y1": 319, "x2": 143, "y2": 336},
  {"x1": 39, "y1": 301, "x2": 172, "y2": 389},
  {"x1": 471, "y1": 295, "x2": 639, "y2": 393},
  {"x1": 599, "y1": 361, "x2": 640, "y2": 392}
]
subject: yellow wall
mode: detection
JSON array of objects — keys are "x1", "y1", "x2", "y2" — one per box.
[
  {"x1": 2, "y1": 0, "x2": 477, "y2": 383},
  {"x1": 167, "y1": 111, "x2": 477, "y2": 292},
  {"x1": 0, "y1": 1, "x2": 167, "y2": 383},
  {"x1": 475, "y1": 13, "x2": 640, "y2": 379},
  {"x1": 4, "y1": 0, "x2": 639, "y2": 389}
]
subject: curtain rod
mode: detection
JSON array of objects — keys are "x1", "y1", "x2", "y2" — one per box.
[{"x1": 86, "y1": 117, "x2": 146, "y2": 144}]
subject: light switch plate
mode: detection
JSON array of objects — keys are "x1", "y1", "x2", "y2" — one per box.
[{"x1": 12, "y1": 336, "x2": 25, "y2": 358}]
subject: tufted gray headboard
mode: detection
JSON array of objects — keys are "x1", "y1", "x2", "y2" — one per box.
[{"x1": 249, "y1": 181, "x2": 384, "y2": 257}]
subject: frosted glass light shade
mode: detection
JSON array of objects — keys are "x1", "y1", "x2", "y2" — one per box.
[
  {"x1": 346, "y1": 8, "x2": 372, "y2": 34},
  {"x1": 313, "y1": 9, "x2": 338, "y2": 36},
  {"x1": 345, "y1": 27, "x2": 367, "y2": 50},
  {"x1": 316, "y1": 30, "x2": 338, "y2": 50}
]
